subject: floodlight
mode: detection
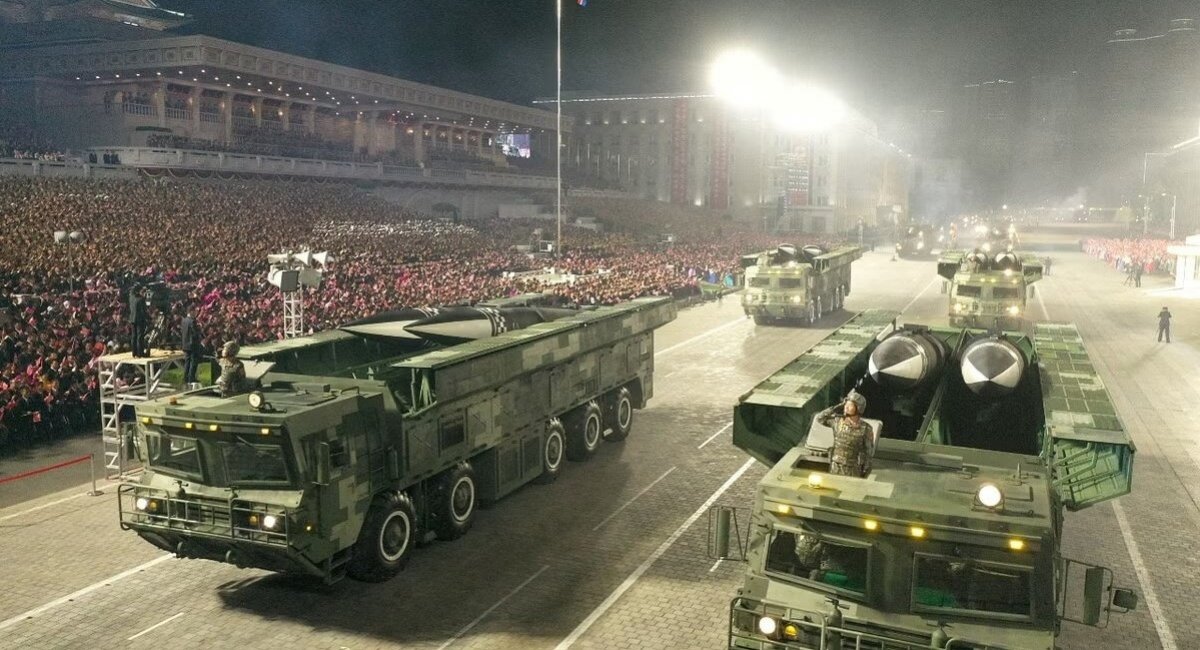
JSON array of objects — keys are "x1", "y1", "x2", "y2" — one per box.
[
  {"x1": 770, "y1": 83, "x2": 846, "y2": 133},
  {"x1": 710, "y1": 49, "x2": 781, "y2": 109},
  {"x1": 54, "y1": 230, "x2": 68, "y2": 244}
]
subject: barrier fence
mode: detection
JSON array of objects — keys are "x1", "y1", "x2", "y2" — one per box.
[{"x1": 0, "y1": 453, "x2": 101, "y2": 496}]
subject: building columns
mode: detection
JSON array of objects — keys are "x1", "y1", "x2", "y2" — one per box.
[{"x1": 252, "y1": 97, "x2": 263, "y2": 127}]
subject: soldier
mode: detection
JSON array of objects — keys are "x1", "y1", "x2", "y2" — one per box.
[
  {"x1": 1157, "y1": 306, "x2": 1172, "y2": 343},
  {"x1": 180, "y1": 310, "x2": 202, "y2": 385},
  {"x1": 215, "y1": 341, "x2": 247, "y2": 397},
  {"x1": 128, "y1": 287, "x2": 148, "y2": 357},
  {"x1": 817, "y1": 390, "x2": 875, "y2": 477}
]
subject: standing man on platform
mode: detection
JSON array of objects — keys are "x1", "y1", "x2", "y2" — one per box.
[
  {"x1": 1157, "y1": 306, "x2": 1172, "y2": 343},
  {"x1": 129, "y1": 287, "x2": 148, "y2": 357},
  {"x1": 180, "y1": 310, "x2": 202, "y2": 385}
]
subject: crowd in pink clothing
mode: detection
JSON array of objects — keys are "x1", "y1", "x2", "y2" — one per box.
[{"x1": 1082, "y1": 238, "x2": 1179, "y2": 275}]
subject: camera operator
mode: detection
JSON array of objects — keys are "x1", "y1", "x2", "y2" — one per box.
[{"x1": 180, "y1": 309, "x2": 203, "y2": 384}]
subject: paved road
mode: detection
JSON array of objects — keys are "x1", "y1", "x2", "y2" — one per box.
[{"x1": 0, "y1": 234, "x2": 1194, "y2": 649}]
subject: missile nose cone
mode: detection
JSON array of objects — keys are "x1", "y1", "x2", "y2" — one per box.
[
  {"x1": 960, "y1": 337, "x2": 1026, "y2": 397},
  {"x1": 869, "y1": 331, "x2": 945, "y2": 392}
]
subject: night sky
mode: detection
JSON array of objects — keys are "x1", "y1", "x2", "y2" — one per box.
[{"x1": 158, "y1": 1, "x2": 1190, "y2": 115}]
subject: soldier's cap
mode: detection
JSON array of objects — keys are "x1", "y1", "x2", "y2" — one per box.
[{"x1": 846, "y1": 390, "x2": 867, "y2": 412}]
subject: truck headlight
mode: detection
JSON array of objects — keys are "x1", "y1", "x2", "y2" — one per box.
[
  {"x1": 135, "y1": 497, "x2": 149, "y2": 511},
  {"x1": 262, "y1": 514, "x2": 280, "y2": 530},
  {"x1": 953, "y1": 303, "x2": 964, "y2": 313},
  {"x1": 916, "y1": 241, "x2": 925, "y2": 250},
  {"x1": 757, "y1": 616, "x2": 778, "y2": 636},
  {"x1": 1007, "y1": 305, "x2": 1020, "y2": 316},
  {"x1": 791, "y1": 296, "x2": 803, "y2": 304}
]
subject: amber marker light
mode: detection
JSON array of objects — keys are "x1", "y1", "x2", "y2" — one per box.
[
  {"x1": 909, "y1": 526, "x2": 926, "y2": 539},
  {"x1": 863, "y1": 519, "x2": 879, "y2": 531},
  {"x1": 1009, "y1": 539, "x2": 1026, "y2": 551}
]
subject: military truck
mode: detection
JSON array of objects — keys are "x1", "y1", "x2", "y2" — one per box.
[
  {"x1": 716, "y1": 310, "x2": 1137, "y2": 649},
  {"x1": 741, "y1": 244, "x2": 862, "y2": 325},
  {"x1": 894, "y1": 224, "x2": 935, "y2": 259},
  {"x1": 938, "y1": 250, "x2": 1043, "y2": 330},
  {"x1": 119, "y1": 297, "x2": 676, "y2": 583}
]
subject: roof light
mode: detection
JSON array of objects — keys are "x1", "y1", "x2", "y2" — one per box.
[
  {"x1": 208, "y1": 424, "x2": 220, "y2": 432},
  {"x1": 909, "y1": 525, "x2": 926, "y2": 539},
  {"x1": 977, "y1": 483, "x2": 1004, "y2": 509},
  {"x1": 774, "y1": 503, "x2": 789, "y2": 514},
  {"x1": 184, "y1": 422, "x2": 194, "y2": 429},
  {"x1": 807, "y1": 473, "x2": 824, "y2": 488},
  {"x1": 1008, "y1": 538, "x2": 1026, "y2": 551},
  {"x1": 863, "y1": 519, "x2": 879, "y2": 531}
]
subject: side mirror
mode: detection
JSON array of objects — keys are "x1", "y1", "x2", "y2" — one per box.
[
  {"x1": 314, "y1": 442, "x2": 332, "y2": 486},
  {"x1": 1112, "y1": 588, "x2": 1138, "y2": 612},
  {"x1": 707, "y1": 505, "x2": 748, "y2": 562}
]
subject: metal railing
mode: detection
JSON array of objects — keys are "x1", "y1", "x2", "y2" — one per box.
[{"x1": 164, "y1": 107, "x2": 191, "y2": 121}]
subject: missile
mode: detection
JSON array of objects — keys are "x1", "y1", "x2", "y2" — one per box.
[
  {"x1": 404, "y1": 307, "x2": 579, "y2": 346},
  {"x1": 868, "y1": 330, "x2": 948, "y2": 392},
  {"x1": 960, "y1": 336, "x2": 1027, "y2": 398},
  {"x1": 993, "y1": 251, "x2": 1019, "y2": 270},
  {"x1": 339, "y1": 307, "x2": 444, "y2": 341}
]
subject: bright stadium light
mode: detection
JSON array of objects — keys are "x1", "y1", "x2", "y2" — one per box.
[
  {"x1": 770, "y1": 83, "x2": 846, "y2": 133},
  {"x1": 710, "y1": 49, "x2": 781, "y2": 108}
]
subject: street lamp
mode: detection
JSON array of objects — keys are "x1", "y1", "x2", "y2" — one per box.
[
  {"x1": 267, "y1": 250, "x2": 332, "y2": 338},
  {"x1": 53, "y1": 229, "x2": 87, "y2": 293}
]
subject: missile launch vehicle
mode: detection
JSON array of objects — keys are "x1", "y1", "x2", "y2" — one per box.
[
  {"x1": 119, "y1": 297, "x2": 676, "y2": 583},
  {"x1": 719, "y1": 310, "x2": 1137, "y2": 649},
  {"x1": 938, "y1": 250, "x2": 1043, "y2": 330},
  {"x1": 741, "y1": 244, "x2": 862, "y2": 325}
]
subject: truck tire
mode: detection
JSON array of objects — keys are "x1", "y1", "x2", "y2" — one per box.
[
  {"x1": 603, "y1": 386, "x2": 634, "y2": 442},
  {"x1": 534, "y1": 418, "x2": 566, "y2": 484},
  {"x1": 565, "y1": 400, "x2": 603, "y2": 461},
  {"x1": 752, "y1": 315, "x2": 766, "y2": 326},
  {"x1": 432, "y1": 462, "x2": 477, "y2": 541},
  {"x1": 347, "y1": 491, "x2": 417, "y2": 582},
  {"x1": 806, "y1": 301, "x2": 816, "y2": 325}
]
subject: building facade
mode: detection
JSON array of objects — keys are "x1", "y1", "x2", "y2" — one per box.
[{"x1": 548, "y1": 93, "x2": 911, "y2": 234}]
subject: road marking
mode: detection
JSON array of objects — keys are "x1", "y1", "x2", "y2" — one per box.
[
  {"x1": 555, "y1": 457, "x2": 756, "y2": 649},
  {"x1": 0, "y1": 554, "x2": 172, "y2": 632},
  {"x1": 436, "y1": 564, "x2": 550, "y2": 650},
  {"x1": 1112, "y1": 501, "x2": 1177, "y2": 650},
  {"x1": 592, "y1": 467, "x2": 677, "y2": 531},
  {"x1": 900, "y1": 277, "x2": 940, "y2": 315},
  {"x1": 127, "y1": 612, "x2": 184, "y2": 641},
  {"x1": 697, "y1": 422, "x2": 732, "y2": 449},
  {"x1": 708, "y1": 558, "x2": 723, "y2": 573},
  {"x1": 0, "y1": 490, "x2": 89, "y2": 523},
  {"x1": 1040, "y1": 283, "x2": 1177, "y2": 650},
  {"x1": 655, "y1": 317, "x2": 746, "y2": 357}
]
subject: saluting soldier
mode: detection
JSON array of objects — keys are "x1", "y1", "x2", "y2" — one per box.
[
  {"x1": 215, "y1": 341, "x2": 247, "y2": 397},
  {"x1": 817, "y1": 390, "x2": 875, "y2": 477}
]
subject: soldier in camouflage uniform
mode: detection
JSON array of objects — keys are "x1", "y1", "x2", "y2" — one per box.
[
  {"x1": 817, "y1": 390, "x2": 874, "y2": 477},
  {"x1": 215, "y1": 341, "x2": 247, "y2": 397}
]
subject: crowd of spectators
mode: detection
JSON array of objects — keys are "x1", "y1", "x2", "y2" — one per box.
[
  {"x1": 0, "y1": 176, "x2": 807, "y2": 448},
  {"x1": 1082, "y1": 238, "x2": 1179, "y2": 277}
]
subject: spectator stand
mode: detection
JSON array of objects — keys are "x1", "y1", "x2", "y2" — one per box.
[{"x1": 97, "y1": 348, "x2": 186, "y2": 479}]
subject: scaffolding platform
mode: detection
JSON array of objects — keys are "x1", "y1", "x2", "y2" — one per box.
[{"x1": 97, "y1": 348, "x2": 187, "y2": 479}]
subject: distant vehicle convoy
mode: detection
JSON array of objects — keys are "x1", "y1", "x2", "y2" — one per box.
[
  {"x1": 741, "y1": 243, "x2": 862, "y2": 325},
  {"x1": 938, "y1": 249, "x2": 1043, "y2": 330}
]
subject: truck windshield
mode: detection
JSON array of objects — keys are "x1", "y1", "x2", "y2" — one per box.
[
  {"x1": 778, "y1": 278, "x2": 804, "y2": 289},
  {"x1": 765, "y1": 528, "x2": 869, "y2": 596},
  {"x1": 912, "y1": 554, "x2": 1032, "y2": 618},
  {"x1": 956, "y1": 285, "x2": 982, "y2": 297},
  {"x1": 146, "y1": 433, "x2": 202, "y2": 479},
  {"x1": 219, "y1": 437, "x2": 291, "y2": 485},
  {"x1": 749, "y1": 277, "x2": 770, "y2": 288},
  {"x1": 993, "y1": 287, "x2": 1020, "y2": 300}
]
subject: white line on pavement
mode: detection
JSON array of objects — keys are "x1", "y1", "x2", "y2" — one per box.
[
  {"x1": 0, "y1": 554, "x2": 172, "y2": 632},
  {"x1": 1112, "y1": 501, "x2": 1178, "y2": 650},
  {"x1": 591, "y1": 467, "x2": 677, "y2": 531},
  {"x1": 708, "y1": 558, "x2": 723, "y2": 573},
  {"x1": 1040, "y1": 283, "x2": 1177, "y2": 650},
  {"x1": 900, "y1": 277, "x2": 940, "y2": 315},
  {"x1": 697, "y1": 422, "x2": 732, "y2": 449},
  {"x1": 655, "y1": 317, "x2": 747, "y2": 357},
  {"x1": 1035, "y1": 283, "x2": 1050, "y2": 321},
  {"x1": 436, "y1": 565, "x2": 550, "y2": 650},
  {"x1": 554, "y1": 457, "x2": 756, "y2": 650},
  {"x1": 127, "y1": 612, "x2": 184, "y2": 641},
  {"x1": 0, "y1": 491, "x2": 89, "y2": 523}
]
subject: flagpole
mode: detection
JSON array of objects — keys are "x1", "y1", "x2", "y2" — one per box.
[{"x1": 555, "y1": 0, "x2": 563, "y2": 260}]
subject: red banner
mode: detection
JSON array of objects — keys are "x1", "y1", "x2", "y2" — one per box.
[
  {"x1": 708, "y1": 109, "x2": 729, "y2": 210},
  {"x1": 785, "y1": 139, "x2": 811, "y2": 208},
  {"x1": 670, "y1": 99, "x2": 689, "y2": 205}
]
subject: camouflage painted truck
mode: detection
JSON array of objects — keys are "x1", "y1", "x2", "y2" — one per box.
[
  {"x1": 938, "y1": 250, "x2": 1043, "y2": 330},
  {"x1": 717, "y1": 309, "x2": 1137, "y2": 649},
  {"x1": 119, "y1": 297, "x2": 676, "y2": 583},
  {"x1": 741, "y1": 244, "x2": 862, "y2": 325}
]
